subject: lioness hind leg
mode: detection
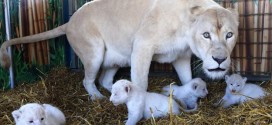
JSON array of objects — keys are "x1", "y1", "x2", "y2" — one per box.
[
  {"x1": 71, "y1": 40, "x2": 105, "y2": 100},
  {"x1": 99, "y1": 67, "x2": 119, "y2": 92},
  {"x1": 66, "y1": 21, "x2": 105, "y2": 100},
  {"x1": 83, "y1": 57, "x2": 105, "y2": 100},
  {"x1": 82, "y1": 45, "x2": 105, "y2": 100}
]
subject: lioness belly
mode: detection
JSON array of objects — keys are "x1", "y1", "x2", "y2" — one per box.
[
  {"x1": 153, "y1": 53, "x2": 179, "y2": 63},
  {"x1": 102, "y1": 50, "x2": 131, "y2": 68},
  {"x1": 102, "y1": 49, "x2": 184, "y2": 68}
]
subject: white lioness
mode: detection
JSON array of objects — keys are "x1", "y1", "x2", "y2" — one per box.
[
  {"x1": 162, "y1": 78, "x2": 208, "y2": 110},
  {"x1": 214, "y1": 74, "x2": 268, "y2": 108},
  {"x1": 12, "y1": 103, "x2": 66, "y2": 125},
  {"x1": 110, "y1": 79, "x2": 180, "y2": 125},
  {"x1": 0, "y1": 0, "x2": 239, "y2": 100}
]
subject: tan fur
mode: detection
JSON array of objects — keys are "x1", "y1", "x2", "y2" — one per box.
[{"x1": 0, "y1": 0, "x2": 239, "y2": 100}]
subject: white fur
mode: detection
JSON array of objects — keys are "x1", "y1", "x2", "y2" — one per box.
[
  {"x1": 110, "y1": 79, "x2": 180, "y2": 125},
  {"x1": 162, "y1": 78, "x2": 208, "y2": 110},
  {"x1": 12, "y1": 103, "x2": 66, "y2": 125},
  {"x1": 216, "y1": 74, "x2": 267, "y2": 108}
]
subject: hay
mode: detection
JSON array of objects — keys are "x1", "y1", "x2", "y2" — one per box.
[{"x1": 0, "y1": 67, "x2": 271, "y2": 125}]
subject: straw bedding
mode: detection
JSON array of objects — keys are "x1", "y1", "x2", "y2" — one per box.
[{"x1": 0, "y1": 67, "x2": 271, "y2": 125}]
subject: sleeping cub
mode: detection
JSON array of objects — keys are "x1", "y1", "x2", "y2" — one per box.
[
  {"x1": 12, "y1": 103, "x2": 66, "y2": 125},
  {"x1": 215, "y1": 74, "x2": 268, "y2": 108},
  {"x1": 110, "y1": 79, "x2": 180, "y2": 125},
  {"x1": 162, "y1": 78, "x2": 208, "y2": 111}
]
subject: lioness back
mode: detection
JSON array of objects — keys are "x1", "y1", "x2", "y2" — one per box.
[{"x1": 66, "y1": 0, "x2": 157, "y2": 68}]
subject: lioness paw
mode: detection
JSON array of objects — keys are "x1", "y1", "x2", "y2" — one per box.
[{"x1": 90, "y1": 93, "x2": 105, "y2": 100}]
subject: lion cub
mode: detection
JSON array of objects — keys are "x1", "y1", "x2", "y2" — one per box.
[
  {"x1": 110, "y1": 79, "x2": 180, "y2": 125},
  {"x1": 162, "y1": 78, "x2": 208, "y2": 110},
  {"x1": 12, "y1": 103, "x2": 66, "y2": 125},
  {"x1": 215, "y1": 74, "x2": 268, "y2": 108}
]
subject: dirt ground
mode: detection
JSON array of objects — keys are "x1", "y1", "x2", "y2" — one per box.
[{"x1": 0, "y1": 67, "x2": 271, "y2": 125}]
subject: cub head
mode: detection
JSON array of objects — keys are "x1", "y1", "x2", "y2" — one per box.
[
  {"x1": 225, "y1": 74, "x2": 247, "y2": 93},
  {"x1": 189, "y1": 7, "x2": 239, "y2": 79},
  {"x1": 190, "y1": 78, "x2": 208, "y2": 98},
  {"x1": 110, "y1": 79, "x2": 132, "y2": 106},
  {"x1": 12, "y1": 103, "x2": 46, "y2": 125}
]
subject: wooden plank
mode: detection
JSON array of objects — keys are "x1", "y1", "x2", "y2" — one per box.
[
  {"x1": 261, "y1": 0, "x2": 269, "y2": 73},
  {"x1": 31, "y1": 0, "x2": 42, "y2": 64},
  {"x1": 245, "y1": 0, "x2": 255, "y2": 74},
  {"x1": 27, "y1": 0, "x2": 35, "y2": 63}
]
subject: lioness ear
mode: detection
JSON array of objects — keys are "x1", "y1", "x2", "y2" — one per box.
[
  {"x1": 190, "y1": 6, "x2": 204, "y2": 15},
  {"x1": 227, "y1": 8, "x2": 239, "y2": 22},
  {"x1": 12, "y1": 110, "x2": 21, "y2": 122}
]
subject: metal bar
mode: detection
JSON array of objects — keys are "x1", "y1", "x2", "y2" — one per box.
[
  {"x1": 239, "y1": 13, "x2": 272, "y2": 16},
  {"x1": 236, "y1": 42, "x2": 272, "y2": 44},
  {"x1": 4, "y1": 0, "x2": 14, "y2": 89},
  {"x1": 239, "y1": 27, "x2": 272, "y2": 30},
  {"x1": 232, "y1": 57, "x2": 272, "y2": 59},
  {"x1": 63, "y1": 0, "x2": 72, "y2": 68}
]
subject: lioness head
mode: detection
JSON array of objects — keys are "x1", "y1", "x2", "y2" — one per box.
[{"x1": 189, "y1": 7, "x2": 239, "y2": 79}]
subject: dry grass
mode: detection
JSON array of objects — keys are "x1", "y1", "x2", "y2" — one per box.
[{"x1": 0, "y1": 67, "x2": 271, "y2": 125}]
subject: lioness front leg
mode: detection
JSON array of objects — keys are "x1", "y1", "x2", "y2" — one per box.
[
  {"x1": 99, "y1": 67, "x2": 119, "y2": 92},
  {"x1": 131, "y1": 44, "x2": 154, "y2": 90},
  {"x1": 172, "y1": 55, "x2": 192, "y2": 84}
]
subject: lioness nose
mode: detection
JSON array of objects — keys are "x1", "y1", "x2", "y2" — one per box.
[{"x1": 212, "y1": 56, "x2": 227, "y2": 65}]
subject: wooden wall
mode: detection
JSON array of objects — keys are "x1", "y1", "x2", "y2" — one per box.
[{"x1": 216, "y1": 0, "x2": 271, "y2": 78}]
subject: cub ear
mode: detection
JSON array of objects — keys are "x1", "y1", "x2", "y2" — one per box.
[
  {"x1": 242, "y1": 77, "x2": 247, "y2": 83},
  {"x1": 192, "y1": 83, "x2": 198, "y2": 90},
  {"x1": 225, "y1": 75, "x2": 229, "y2": 80},
  {"x1": 125, "y1": 84, "x2": 131, "y2": 93},
  {"x1": 12, "y1": 110, "x2": 21, "y2": 122}
]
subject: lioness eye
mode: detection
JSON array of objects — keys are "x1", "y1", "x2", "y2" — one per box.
[
  {"x1": 203, "y1": 32, "x2": 211, "y2": 39},
  {"x1": 29, "y1": 120, "x2": 33, "y2": 123},
  {"x1": 226, "y1": 32, "x2": 233, "y2": 39},
  {"x1": 41, "y1": 117, "x2": 44, "y2": 121}
]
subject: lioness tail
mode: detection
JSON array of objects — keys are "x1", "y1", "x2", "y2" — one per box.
[{"x1": 0, "y1": 23, "x2": 67, "y2": 69}]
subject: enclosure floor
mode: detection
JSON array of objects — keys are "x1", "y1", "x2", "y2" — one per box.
[{"x1": 0, "y1": 67, "x2": 271, "y2": 125}]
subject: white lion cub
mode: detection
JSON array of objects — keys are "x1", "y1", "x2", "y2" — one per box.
[
  {"x1": 162, "y1": 78, "x2": 208, "y2": 111},
  {"x1": 110, "y1": 79, "x2": 180, "y2": 125},
  {"x1": 12, "y1": 103, "x2": 66, "y2": 125},
  {"x1": 215, "y1": 74, "x2": 268, "y2": 108}
]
